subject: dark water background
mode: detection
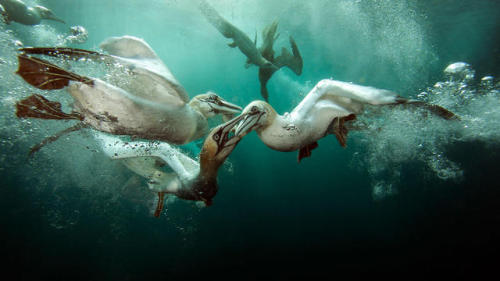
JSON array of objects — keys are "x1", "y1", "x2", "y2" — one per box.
[{"x1": 1, "y1": 0, "x2": 499, "y2": 280}]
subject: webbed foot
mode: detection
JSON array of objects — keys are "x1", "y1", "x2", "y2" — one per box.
[
  {"x1": 16, "y1": 94, "x2": 83, "y2": 120},
  {"x1": 16, "y1": 54, "x2": 93, "y2": 90},
  {"x1": 298, "y1": 141, "x2": 319, "y2": 163},
  {"x1": 329, "y1": 114, "x2": 356, "y2": 147}
]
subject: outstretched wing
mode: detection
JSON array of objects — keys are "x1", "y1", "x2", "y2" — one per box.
[
  {"x1": 95, "y1": 132, "x2": 200, "y2": 181},
  {"x1": 21, "y1": 37, "x2": 190, "y2": 105},
  {"x1": 259, "y1": 20, "x2": 279, "y2": 60},
  {"x1": 199, "y1": 0, "x2": 236, "y2": 38}
]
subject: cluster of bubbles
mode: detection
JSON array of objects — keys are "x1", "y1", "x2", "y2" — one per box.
[
  {"x1": 352, "y1": 62, "x2": 499, "y2": 200},
  {"x1": 59, "y1": 25, "x2": 88, "y2": 45}
]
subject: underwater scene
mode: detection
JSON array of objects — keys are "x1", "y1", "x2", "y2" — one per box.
[{"x1": 1, "y1": 0, "x2": 499, "y2": 280}]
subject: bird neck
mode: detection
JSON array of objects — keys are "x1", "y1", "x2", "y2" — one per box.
[
  {"x1": 187, "y1": 98, "x2": 207, "y2": 117},
  {"x1": 199, "y1": 149, "x2": 222, "y2": 181},
  {"x1": 185, "y1": 103, "x2": 209, "y2": 142},
  {"x1": 182, "y1": 157, "x2": 218, "y2": 205},
  {"x1": 257, "y1": 110, "x2": 290, "y2": 135}
]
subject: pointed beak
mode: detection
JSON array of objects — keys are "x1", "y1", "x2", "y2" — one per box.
[
  {"x1": 234, "y1": 111, "x2": 263, "y2": 137},
  {"x1": 213, "y1": 114, "x2": 247, "y2": 154},
  {"x1": 47, "y1": 15, "x2": 65, "y2": 24},
  {"x1": 214, "y1": 99, "x2": 242, "y2": 115}
]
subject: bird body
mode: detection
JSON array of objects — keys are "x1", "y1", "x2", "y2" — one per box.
[
  {"x1": 15, "y1": 36, "x2": 242, "y2": 145},
  {"x1": 235, "y1": 79, "x2": 456, "y2": 161},
  {"x1": 199, "y1": 0, "x2": 276, "y2": 70}
]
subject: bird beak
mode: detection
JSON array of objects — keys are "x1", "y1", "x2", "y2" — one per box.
[
  {"x1": 234, "y1": 110, "x2": 264, "y2": 137},
  {"x1": 214, "y1": 99, "x2": 242, "y2": 115},
  {"x1": 47, "y1": 15, "x2": 65, "y2": 24},
  {"x1": 214, "y1": 114, "x2": 246, "y2": 154}
]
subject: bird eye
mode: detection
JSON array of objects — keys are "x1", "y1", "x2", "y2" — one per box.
[
  {"x1": 209, "y1": 94, "x2": 218, "y2": 100},
  {"x1": 213, "y1": 133, "x2": 220, "y2": 141},
  {"x1": 250, "y1": 106, "x2": 258, "y2": 113}
]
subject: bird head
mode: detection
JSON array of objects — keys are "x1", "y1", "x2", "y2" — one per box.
[
  {"x1": 199, "y1": 114, "x2": 246, "y2": 173},
  {"x1": 190, "y1": 92, "x2": 242, "y2": 119},
  {"x1": 234, "y1": 100, "x2": 274, "y2": 137},
  {"x1": 34, "y1": 6, "x2": 65, "y2": 23}
]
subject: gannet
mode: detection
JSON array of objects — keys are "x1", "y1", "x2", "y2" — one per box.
[
  {"x1": 95, "y1": 114, "x2": 246, "y2": 216},
  {"x1": 199, "y1": 0, "x2": 277, "y2": 70},
  {"x1": 234, "y1": 79, "x2": 457, "y2": 162},
  {"x1": 258, "y1": 21, "x2": 303, "y2": 101},
  {"x1": 15, "y1": 36, "x2": 242, "y2": 147},
  {"x1": 0, "y1": 0, "x2": 64, "y2": 25}
]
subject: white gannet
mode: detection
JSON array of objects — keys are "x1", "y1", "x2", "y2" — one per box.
[
  {"x1": 0, "y1": 0, "x2": 64, "y2": 25},
  {"x1": 95, "y1": 114, "x2": 245, "y2": 216},
  {"x1": 15, "y1": 36, "x2": 242, "y2": 148},
  {"x1": 234, "y1": 79, "x2": 457, "y2": 162},
  {"x1": 199, "y1": 0, "x2": 276, "y2": 70}
]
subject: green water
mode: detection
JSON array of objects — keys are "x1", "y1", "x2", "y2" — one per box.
[{"x1": 1, "y1": 0, "x2": 499, "y2": 280}]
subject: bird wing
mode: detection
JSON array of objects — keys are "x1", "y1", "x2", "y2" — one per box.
[
  {"x1": 293, "y1": 80, "x2": 401, "y2": 119},
  {"x1": 199, "y1": 0, "x2": 235, "y2": 38},
  {"x1": 20, "y1": 37, "x2": 190, "y2": 105},
  {"x1": 259, "y1": 20, "x2": 279, "y2": 60},
  {"x1": 96, "y1": 132, "x2": 200, "y2": 181},
  {"x1": 275, "y1": 36, "x2": 303, "y2": 75}
]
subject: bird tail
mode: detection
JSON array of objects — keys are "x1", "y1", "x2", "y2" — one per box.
[{"x1": 395, "y1": 97, "x2": 459, "y2": 120}]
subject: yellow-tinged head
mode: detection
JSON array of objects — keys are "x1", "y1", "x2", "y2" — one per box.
[
  {"x1": 234, "y1": 100, "x2": 276, "y2": 137},
  {"x1": 199, "y1": 114, "x2": 246, "y2": 177}
]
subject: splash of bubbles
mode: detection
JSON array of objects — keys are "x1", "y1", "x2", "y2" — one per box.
[
  {"x1": 62, "y1": 26, "x2": 89, "y2": 45},
  {"x1": 352, "y1": 62, "x2": 499, "y2": 200}
]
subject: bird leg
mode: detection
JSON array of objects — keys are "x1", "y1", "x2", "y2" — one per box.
[
  {"x1": 28, "y1": 123, "x2": 88, "y2": 156},
  {"x1": 154, "y1": 192, "x2": 166, "y2": 217},
  {"x1": 328, "y1": 114, "x2": 356, "y2": 147}
]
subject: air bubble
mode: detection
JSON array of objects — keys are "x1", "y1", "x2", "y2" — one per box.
[{"x1": 443, "y1": 62, "x2": 475, "y2": 83}]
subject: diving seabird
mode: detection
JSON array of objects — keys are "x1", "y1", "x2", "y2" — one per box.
[
  {"x1": 199, "y1": 1, "x2": 302, "y2": 101},
  {"x1": 258, "y1": 20, "x2": 303, "y2": 101},
  {"x1": 0, "y1": 0, "x2": 64, "y2": 25},
  {"x1": 95, "y1": 113, "x2": 246, "y2": 216},
  {"x1": 199, "y1": 0, "x2": 276, "y2": 70},
  {"x1": 15, "y1": 36, "x2": 242, "y2": 151},
  {"x1": 234, "y1": 79, "x2": 457, "y2": 162}
]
